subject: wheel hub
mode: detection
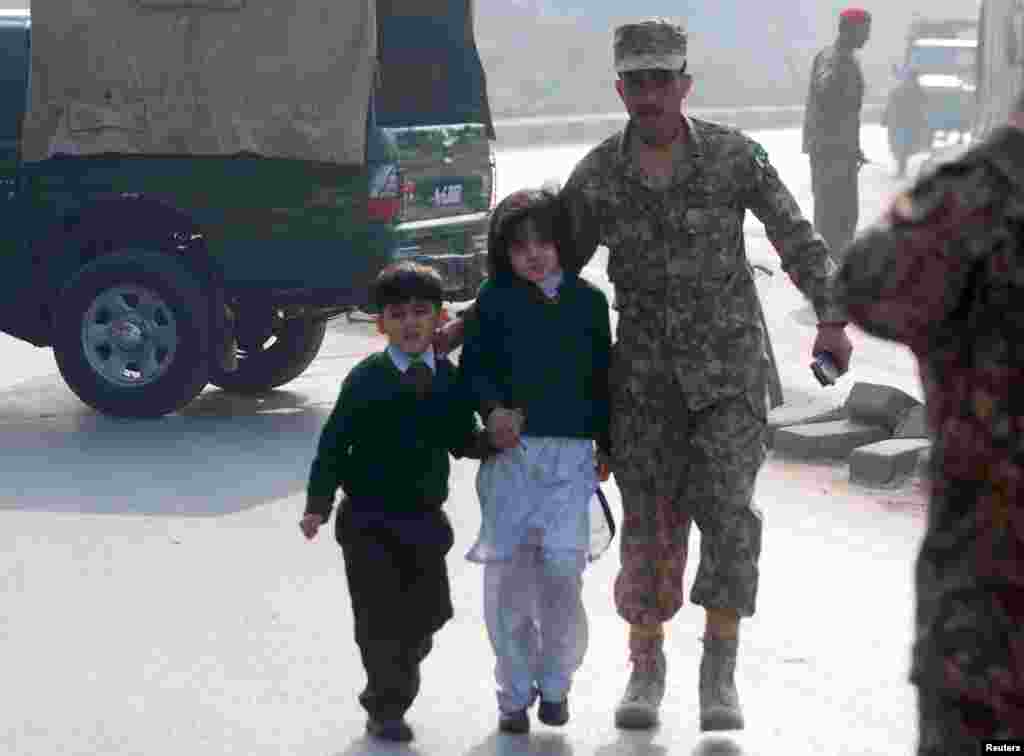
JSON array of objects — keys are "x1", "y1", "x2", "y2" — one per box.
[
  {"x1": 81, "y1": 284, "x2": 179, "y2": 388},
  {"x1": 109, "y1": 318, "x2": 146, "y2": 351}
]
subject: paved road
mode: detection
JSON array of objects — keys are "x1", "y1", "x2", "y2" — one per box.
[{"x1": 0, "y1": 125, "x2": 935, "y2": 755}]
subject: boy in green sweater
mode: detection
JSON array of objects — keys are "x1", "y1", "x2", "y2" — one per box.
[{"x1": 300, "y1": 261, "x2": 491, "y2": 743}]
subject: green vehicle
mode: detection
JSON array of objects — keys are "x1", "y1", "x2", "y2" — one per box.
[
  {"x1": 0, "y1": 1, "x2": 494, "y2": 417},
  {"x1": 898, "y1": 18, "x2": 978, "y2": 144}
]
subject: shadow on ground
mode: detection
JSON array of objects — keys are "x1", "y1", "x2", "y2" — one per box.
[{"x1": 0, "y1": 380, "x2": 331, "y2": 516}]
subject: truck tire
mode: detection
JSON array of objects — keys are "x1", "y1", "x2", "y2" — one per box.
[
  {"x1": 53, "y1": 250, "x2": 211, "y2": 418},
  {"x1": 209, "y1": 316, "x2": 327, "y2": 394}
]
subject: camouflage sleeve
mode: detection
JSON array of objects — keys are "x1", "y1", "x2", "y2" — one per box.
[
  {"x1": 741, "y1": 138, "x2": 846, "y2": 323},
  {"x1": 834, "y1": 160, "x2": 1008, "y2": 352},
  {"x1": 560, "y1": 160, "x2": 602, "y2": 275}
]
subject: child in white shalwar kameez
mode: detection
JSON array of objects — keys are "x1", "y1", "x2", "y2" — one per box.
[{"x1": 459, "y1": 188, "x2": 613, "y2": 734}]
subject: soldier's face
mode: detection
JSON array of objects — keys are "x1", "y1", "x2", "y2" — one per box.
[
  {"x1": 616, "y1": 68, "x2": 692, "y2": 146},
  {"x1": 842, "y1": 21, "x2": 871, "y2": 49}
]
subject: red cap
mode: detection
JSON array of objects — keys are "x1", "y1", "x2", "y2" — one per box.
[{"x1": 840, "y1": 7, "x2": 871, "y2": 24}]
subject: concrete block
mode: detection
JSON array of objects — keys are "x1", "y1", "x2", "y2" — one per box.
[
  {"x1": 895, "y1": 404, "x2": 931, "y2": 439},
  {"x1": 844, "y1": 382, "x2": 922, "y2": 432},
  {"x1": 773, "y1": 420, "x2": 891, "y2": 461},
  {"x1": 766, "y1": 399, "x2": 848, "y2": 448},
  {"x1": 850, "y1": 439, "x2": 933, "y2": 487}
]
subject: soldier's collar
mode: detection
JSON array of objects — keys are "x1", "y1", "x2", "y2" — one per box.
[{"x1": 619, "y1": 114, "x2": 703, "y2": 165}]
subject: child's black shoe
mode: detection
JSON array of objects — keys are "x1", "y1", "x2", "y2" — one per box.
[
  {"x1": 538, "y1": 698, "x2": 569, "y2": 726},
  {"x1": 366, "y1": 717, "x2": 414, "y2": 742},
  {"x1": 498, "y1": 708, "x2": 530, "y2": 734}
]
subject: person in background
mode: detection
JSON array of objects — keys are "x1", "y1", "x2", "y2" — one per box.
[
  {"x1": 883, "y1": 66, "x2": 928, "y2": 177},
  {"x1": 803, "y1": 7, "x2": 872, "y2": 262}
]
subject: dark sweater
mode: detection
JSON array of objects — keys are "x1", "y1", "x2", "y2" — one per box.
[
  {"x1": 305, "y1": 352, "x2": 487, "y2": 519},
  {"x1": 458, "y1": 271, "x2": 612, "y2": 453}
]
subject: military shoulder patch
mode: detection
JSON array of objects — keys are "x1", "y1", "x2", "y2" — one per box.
[{"x1": 752, "y1": 142, "x2": 770, "y2": 169}]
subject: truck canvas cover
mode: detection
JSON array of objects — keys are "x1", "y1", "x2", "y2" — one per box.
[{"x1": 22, "y1": 0, "x2": 376, "y2": 165}]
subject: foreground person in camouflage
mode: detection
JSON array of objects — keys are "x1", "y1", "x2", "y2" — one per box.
[
  {"x1": 559, "y1": 19, "x2": 853, "y2": 731},
  {"x1": 802, "y1": 8, "x2": 871, "y2": 263},
  {"x1": 834, "y1": 102, "x2": 1024, "y2": 754}
]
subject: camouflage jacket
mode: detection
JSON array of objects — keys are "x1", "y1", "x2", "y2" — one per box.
[
  {"x1": 833, "y1": 126, "x2": 1024, "y2": 730},
  {"x1": 562, "y1": 116, "x2": 842, "y2": 410},
  {"x1": 802, "y1": 43, "x2": 864, "y2": 156}
]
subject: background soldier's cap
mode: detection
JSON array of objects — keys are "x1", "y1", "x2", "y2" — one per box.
[
  {"x1": 839, "y1": 7, "x2": 871, "y2": 24},
  {"x1": 614, "y1": 19, "x2": 687, "y2": 73}
]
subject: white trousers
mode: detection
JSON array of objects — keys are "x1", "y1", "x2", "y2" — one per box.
[{"x1": 484, "y1": 543, "x2": 588, "y2": 713}]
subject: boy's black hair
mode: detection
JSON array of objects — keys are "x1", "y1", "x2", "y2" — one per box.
[
  {"x1": 486, "y1": 188, "x2": 569, "y2": 280},
  {"x1": 372, "y1": 261, "x2": 444, "y2": 310}
]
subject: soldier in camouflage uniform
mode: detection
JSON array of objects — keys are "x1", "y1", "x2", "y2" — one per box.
[
  {"x1": 557, "y1": 19, "x2": 853, "y2": 732},
  {"x1": 833, "y1": 101, "x2": 1024, "y2": 755},
  {"x1": 434, "y1": 17, "x2": 854, "y2": 733},
  {"x1": 802, "y1": 8, "x2": 871, "y2": 263}
]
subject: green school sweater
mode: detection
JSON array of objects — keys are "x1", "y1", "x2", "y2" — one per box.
[
  {"x1": 459, "y1": 271, "x2": 612, "y2": 452},
  {"x1": 306, "y1": 352, "x2": 484, "y2": 517}
]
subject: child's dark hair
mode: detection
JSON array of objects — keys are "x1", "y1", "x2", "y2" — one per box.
[
  {"x1": 372, "y1": 261, "x2": 444, "y2": 310},
  {"x1": 486, "y1": 188, "x2": 569, "y2": 279}
]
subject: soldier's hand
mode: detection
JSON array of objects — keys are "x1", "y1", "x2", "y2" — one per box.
[
  {"x1": 299, "y1": 513, "x2": 324, "y2": 540},
  {"x1": 487, "y1": 408, "x2": 523, "y2": 450},
  {"x1": 813, "y1": 324, "x2": 853, "y2": 374},
  {"x1": 595, "y1": 449, "x2": 612, "y2": 482}
]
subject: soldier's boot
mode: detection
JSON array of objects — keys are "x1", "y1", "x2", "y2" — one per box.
[
  {"x1": 614, "y1": 626, "x2": 666, "y2": 730},
  {"x1": 699, "y1": 636, "x2": 744, "y2": 731}
]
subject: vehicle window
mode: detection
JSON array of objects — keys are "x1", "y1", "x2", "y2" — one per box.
[{"x1": 908, "y1": 44, "x2": 976, "y2": 73}]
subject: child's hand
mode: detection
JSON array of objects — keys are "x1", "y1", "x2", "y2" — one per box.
[
  {"x1": 299, "y1": 513, "x2": 324, "y2": 540},
  {"x1": 433, "y1": 317, "x2": 465, "y2": 356},
  {"x1": 596, "y1": 450, "x2": 612, "y2": 482},
  {"x1": 487, "y1": 408, "x2": 524, "y2": 450}
]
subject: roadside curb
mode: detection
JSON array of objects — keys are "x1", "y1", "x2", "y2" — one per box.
[
  {"x1": 493, "y1": 103, "x2": 885, "y2": 149},
  {"x1": 769, "y1": 382, "x2": 932, "y2": 490}
]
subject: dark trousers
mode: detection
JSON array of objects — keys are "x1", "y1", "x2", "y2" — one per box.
[
  {"x1": 337, "y1": 502, "x2": 454, "y2": 721},
  {"x1": 810, "y1": 153, "x2": 860, "y2": 263}
]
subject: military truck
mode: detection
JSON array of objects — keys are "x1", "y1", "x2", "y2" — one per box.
[{"x1": 0, "y1": 1, "x2": 494, "y2": 418}]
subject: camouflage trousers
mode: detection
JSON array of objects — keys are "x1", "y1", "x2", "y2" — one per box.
[
  {"x1": 810, "y1": 152, "x2": 860, "y2": 263},
  {"x1": 610, "y1": 364, "x2": 767, "y2": 624}
]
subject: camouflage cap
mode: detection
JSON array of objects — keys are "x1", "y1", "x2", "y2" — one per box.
[{"x1": 614, "y1": 19, "x2": 687, "y2": 73}]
